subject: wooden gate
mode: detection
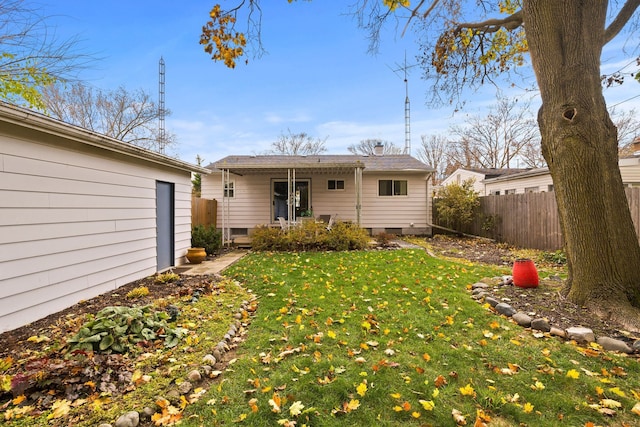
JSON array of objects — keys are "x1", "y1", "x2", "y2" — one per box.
[{"x1": 191, "y1": 197, "x2": 217, "y2": 227}]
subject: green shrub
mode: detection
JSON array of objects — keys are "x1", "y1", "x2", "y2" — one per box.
[
  {"x1": 323, "y1": 221, "x2": 370, "y2": 251},
  {"x1": 191, "y1": 224, "x2": 222, "y2": 255},
  {"x1": 68, "y1": 306, "x2": 187, "y2": 354},
  {"x1": 436, "y1": 178, "x2": 480, "y2": 233},
  {"x1": 251, "y1": 220, "x2": 369, "y2": 251}
]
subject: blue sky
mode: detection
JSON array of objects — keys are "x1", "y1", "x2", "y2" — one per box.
[{"x1": 39, "y1": 1, "x2": 639, "y2": 165}]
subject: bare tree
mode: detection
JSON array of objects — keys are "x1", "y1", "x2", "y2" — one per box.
[
  {"x1": 449, "y1": 95, "x2": 541, "y2": 169},
  {"x1": 612, "y1": 108, "x2": 640, "y2": 156},
  {"x1": 347, "y1": 139, "x2": 403, "y2": 155},
  {"x1": 416, "y1": 134, "x2": 450, "y2": 184},
  {"x1": 0, "y1": 0, "x2": 91, "y2": 109},
  {"x1": 268, "y1": 129, "x2": 327, "y2": 155},
  {"x1": 42, "y1": 82, "x2": 176, "y2": 153}
]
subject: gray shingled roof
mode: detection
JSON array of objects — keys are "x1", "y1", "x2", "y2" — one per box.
[{"x1": 208, "y1": 155, "x2": 434, "y2": 175}]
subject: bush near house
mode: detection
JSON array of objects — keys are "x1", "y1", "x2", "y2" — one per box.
[
  {"x1": 251, "y1": 220, "x2": 370, "y2": 251},
  {"x1": 191, "y1": 224, "x2": 222, "y2": 255},
  {"x1": 436, "y1": 178, "x2": 480, "y2": 233}
]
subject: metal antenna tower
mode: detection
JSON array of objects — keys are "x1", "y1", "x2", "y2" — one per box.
[
  {"x1": 390, "y1": 52, "x2": 418, "y2": 155},
  {"x1": 158, "y1": 57, "x2": 166, "y2": 154}
]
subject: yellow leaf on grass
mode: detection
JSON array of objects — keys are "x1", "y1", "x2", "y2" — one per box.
[
  {"x1": 608, "y1": 387, "x2": 626, "y2": 397},
  {"x1": 390, "y1": 392, "x2": 401, "y2": 399},
  {"x1": 631, "y1": 402, "x2": 640, "y2": 416},
  {"x1": 411, "y1": 411, "x2": 421, "y2": 418},
  {"x1": 356, "y1": 382, "x2": 367, "y2": 397},
  {"x1": 600, "y1": 398, "x2": 622, "y2": 409},
  {"x1": 523, "y1": 402, "x2": 534, "y2": 413},
  {"x1": 327, "y1": 330, "x2": 337, "y2": 339},
  {"x1": 423, "y1": 353, "x2": 431, "y2": 362},
  {"x1": 419, "y1": 399, "x2": 435, "y2": 411},
  {"x1": 566, "y1": 369, "x2": 580, "y2": 379},
  {"x1": 346, "y1": 399, "x2": 360, "y2": 411},
  {"x1": 460, "y1": 383, "x2": 476, "y2": 397}
]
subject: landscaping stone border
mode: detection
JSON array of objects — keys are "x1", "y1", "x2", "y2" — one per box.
[
  {"x1": 470, "y1": 278, "x2": 640, "y2": 355},
  {"x1": 99, "y1": 279, "x2": 258, "y2": 427}
]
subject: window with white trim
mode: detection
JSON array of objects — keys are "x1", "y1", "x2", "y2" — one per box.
[
  {"x1": 328, "y1": 179, "x2": 345, "y2": 190},
  {"x1": 378, "y1": 180, "x2": 408, "y2": 196},
  {"x1": 224, "y1": 181, "x2": 235, "y2": 198}
]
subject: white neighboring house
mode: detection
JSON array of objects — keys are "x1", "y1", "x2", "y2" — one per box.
[
  {"x1": 439, "y1": 167, "x2": 532, "y2": 195},
  {"x1": 0, "y1": 102, "x2": 209, "y2": 333},
  {"x1": 483, "y1": 154, "x2": 640, "y2": 194}
]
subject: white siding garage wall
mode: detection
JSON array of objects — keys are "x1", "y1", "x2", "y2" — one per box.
[{"x1": 0, "y1": 104, "x2": 206, "y2": 333}]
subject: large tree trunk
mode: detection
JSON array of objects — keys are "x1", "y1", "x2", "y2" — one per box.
[{"x1": 523, "y1": 0, "x2": 640, "y2": 331}]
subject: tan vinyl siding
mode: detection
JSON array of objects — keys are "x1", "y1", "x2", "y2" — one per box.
[
  {"x1": 361, "y1": 172, "x2": 429, "y2": 232},
  {"x1": 310, "y1": 173, "x2": 357, "y2": 221},
  {"x1": 0, "y1": 130, "x2": 192, "y2": 332},
  {"x1": 204, "y1": 169, "x2": 432, "y2": 235},
  {"x1": 206, "y1": 172, "x2": 272, "y2": 228}
]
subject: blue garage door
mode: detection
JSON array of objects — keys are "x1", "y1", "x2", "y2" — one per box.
[{"x1": 156, "y1": 181, "x2": 175, "y2": 271}]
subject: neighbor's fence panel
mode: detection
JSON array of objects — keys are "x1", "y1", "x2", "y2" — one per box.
[
  {"x1": 191, "y1": 197, "x2": 217, "y2": 227},
  {"x1": 471, "y1": 192, "x2": 563, "y2": 250},
  {"x1": 433, "y1": 188, "x2": 640, "y2": 251}
]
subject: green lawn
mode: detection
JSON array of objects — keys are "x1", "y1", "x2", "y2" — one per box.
[{"x1": 180, "y1": 249, "x2": 640, "y2": 426}]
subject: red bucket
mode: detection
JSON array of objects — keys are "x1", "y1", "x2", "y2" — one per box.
[{"x1": 512, "y1": 259, "x2": 539, "y2": 288}]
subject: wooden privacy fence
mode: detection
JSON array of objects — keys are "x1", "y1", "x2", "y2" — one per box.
[
  {"x1": 191, "y1": 197, "x2": 217, "y2": 227},
  {"x1": 433, "y1": 188, "x2": 640, "y2": 251}
]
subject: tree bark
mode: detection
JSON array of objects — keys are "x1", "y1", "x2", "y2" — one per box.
[{"x1": 523, "y1": 0, "x2": 640, "y2": 331}]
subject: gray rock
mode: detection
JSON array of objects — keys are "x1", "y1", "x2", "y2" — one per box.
[
  {"x1": 114, "y1": 411, "x2": 139, "y2": 427},
  {"x1": 484, "y1": 296, "x2": 500, "y2": 307},
  {"x1": 202, "y1": 354, "x2": 217, "y2": 366},
  {"x1": 633, "y1": 340, "x2": 640, "y2": 352},
  {"x1": 472, "y1": 292, "x2": 488, "y2": 300},
  {"x1": 178, "y1": 380, "x2": 193, "y2": 394},
  {"x1": 187, "y1": 369, "x2": 202, "y2": 382},
  {"x1": 471, "y1": 282, "x2": 489, "y2": 290},
  {"x1": 472, "y1": 287, "x2": 487, "y2": 295},
  {"x1": 566, "y1": 326, "x2": 595, "y2": 343},
  {"x1": 531, "y1": 318, "x2": 551, "y2": 332},
  {"x1": 597, "y1": 337, "x2": 633, "y2": 354},
  {"x1": 141, "y1": 407, "x2": 156, "y2": 420},
  {"x1": 495, "y1": 302, "x2": 516, "y2": 317},
  {"x1": 550, "y1": 327, "x2": 566, "y2": 338},
  {"x1": 512, "y1": 312, "x2": 532, "y2": 327}
]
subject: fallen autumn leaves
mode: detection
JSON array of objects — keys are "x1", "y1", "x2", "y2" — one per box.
[{"x1": 2, "y1": 243, "x2": 640, "y2": 426}]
